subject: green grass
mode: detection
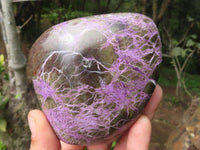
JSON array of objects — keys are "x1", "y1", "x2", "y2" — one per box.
[{"x1": 158, "y1": 66, "x2": 200, "y2": 95}]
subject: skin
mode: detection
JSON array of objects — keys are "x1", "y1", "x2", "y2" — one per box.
[{"x1": 28, "y1": 84, "x2": 163, "y2": 150}]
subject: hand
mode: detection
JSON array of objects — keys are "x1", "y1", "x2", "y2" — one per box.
[{"x1": 28, "y1": 85, "x2": 163, "y2": 150}]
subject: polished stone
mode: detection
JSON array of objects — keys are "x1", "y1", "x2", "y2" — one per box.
[{"x1": 28, "y1": 13, "x2": 162, "y2": 145}]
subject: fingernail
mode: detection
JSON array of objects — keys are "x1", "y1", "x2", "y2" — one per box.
[
  {"x1": 28, "y1": 115, "x2": 36, "y2": 138},
  {"x1": 140, "y1": 115, "x2": 150, "y2": 123}
]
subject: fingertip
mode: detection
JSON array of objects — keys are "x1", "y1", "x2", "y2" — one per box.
[
  {"x1": 139, "y1": 115, "x2": 151, "y2": 124},
  {"x1": 143, "y1": 84, "x2": 163, "y2": 119},
  {"x1": 28, "y1": 109, "x2": 44, "y2": 116},
  {"x1": 28, "y1": 109, "x2": 45, "y2": 125},
  {"x1": 151, "y1": 84, "x2": 163, "y2": 103},
  {"x1": 129, "y1": 115, "x2": 151, "y2": 136},
  {"x1": 155, "y1": 84, "x2": 163, "y2": 99},
  {"x1": 127, "y1": 115, "x2": 151, "y2": 150},
  {"x1": 28, "y1": 109, "x2": 61, "y2": 150}
]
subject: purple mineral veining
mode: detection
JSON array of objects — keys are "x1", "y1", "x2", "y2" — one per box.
[{"x1": 28, "y1": 13, "x2": 162, "y2": 145}]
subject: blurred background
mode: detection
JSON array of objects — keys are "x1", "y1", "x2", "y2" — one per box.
[{"x1": 0, "y1": 0, "x2": 200, "y2": 150}]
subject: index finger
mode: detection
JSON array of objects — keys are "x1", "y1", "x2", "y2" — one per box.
[{"x1": 143, "y1": 84, "x2": 163, "y2": 120}]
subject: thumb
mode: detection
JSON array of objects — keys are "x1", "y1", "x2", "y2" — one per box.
[{"x1": 28, "y1": 109, "x2": 61, "y2": 150}]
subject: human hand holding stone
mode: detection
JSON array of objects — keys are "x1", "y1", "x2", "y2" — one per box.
[{"x1": 28, "y1": 85, "x2": 162, "y2": 150}]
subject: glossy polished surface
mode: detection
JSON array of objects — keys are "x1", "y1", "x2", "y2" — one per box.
[{"x1": 28, "y1": 13, "x2": 162, "y2": 145}]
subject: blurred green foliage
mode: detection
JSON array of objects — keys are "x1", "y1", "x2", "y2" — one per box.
[
  {"x1": 0, "y1": 55, "x2": 8, "y2": 81},
  {"x1": 164, "y1": 94, "x2": 179, "y2": 106},
  {"x1": 111, "y1": 140, "x2": 117, "y2": 150},
  {"x1": 42, "y1": 7, "x2": 92, "y2": 24},
  {"x1": 0, "y1": 141, "x2": 6, "y2": 150},
  {"x1": 0, "y1": 55, "x2": 8, "y2": 133},
  {"x1": 158, "y1": 66, "x2": 200, "y2": 95},
  {"x1": 0, "y1": 55, "x2": 7, "y2": 149},
  {"x1": 0, "y1": 55, "x2": 5, "y2": 74},
  {"x1": 0, "y1": 96, "x2": 8, "y2": 133}
]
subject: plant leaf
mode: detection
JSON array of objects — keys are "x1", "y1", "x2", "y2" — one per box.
[
  {"x1": 187, "y1": 16, "x2": 194, "y2": 22},
  {"x1": 15, "y1": 93, "x2": 21, "y2": 99},
  {"x1": 196, "y1": 43, "x2": 200, "y2": 49},
  {"x1": 190, "y1": 34, "x2": 197, "y2": 39},
  {"x1": 0, "y1": 140, "x2": 6, "y2": 150},
  {"x1": 172, "y1": 39, "x2": 178, "y2": 46},
  {"x1": 172, "y1": 47, "x2": 189, "y2": 58},
  {"x1": 0, "y1": 96, "x2": 9, "y2": 110},
  {"x1": 0, "y1": 119, "x2": 7, "y2": 132},
  {"x1": 186, "y1": 39, "x2": 195, "y2": 47},
  {"x1": 3, "y1": 73, "x2": 9, "y2": 81},
  {"x1": 0, "y1": 55, "x2": 4, "y2": 66},
  {"x1": 111, "y1": 141, "x2": 117, "y2": 150},
  {"x1": 172, "y1": 47, "x2": 184, "y2": 57},
  {"x1": 185, "y1": 48, "x2": 192, "y2": 52}
]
